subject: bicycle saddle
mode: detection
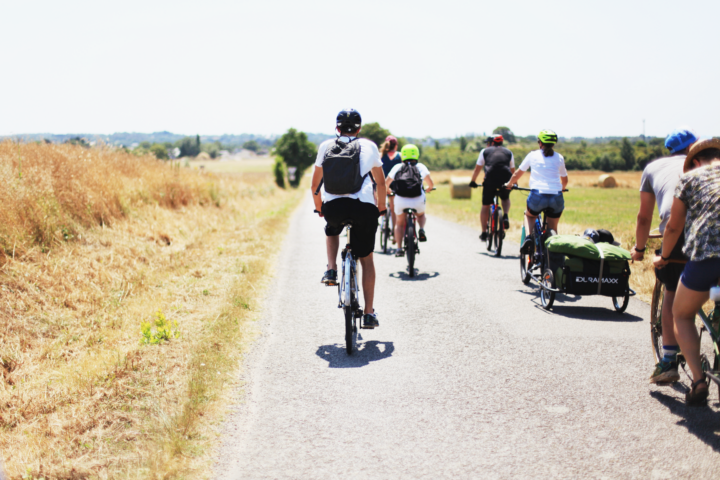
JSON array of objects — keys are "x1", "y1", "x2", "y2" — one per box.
[{"x1": 403, "y1": 208, "x2": 417, "y2": 213}]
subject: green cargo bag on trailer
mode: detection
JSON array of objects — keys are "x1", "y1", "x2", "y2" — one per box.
[{"x1": 545, "y1": 235, "x2": 631, "y2": 296}]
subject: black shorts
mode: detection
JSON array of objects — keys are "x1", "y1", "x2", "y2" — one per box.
[
  {"x1": 322, "y1": 198, "x2": 379, "y2": 258},
  {"x1": 482, "y1": 184, "x2": 511, "y2": 206},
  {"x1": 654, "y1": 232, "x2": 687, "y2": 292}
]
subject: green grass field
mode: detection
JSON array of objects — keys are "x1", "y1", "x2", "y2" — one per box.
[{"x1": 429, "y1": 184, "x2": 659, "y2": 246}]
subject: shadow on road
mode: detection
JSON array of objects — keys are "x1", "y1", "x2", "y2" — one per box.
[
  {"x1": 478, "y1": 251, "x2": 520, "y2": 260},
  {"x1": 389, "y1": 271, "x2": 440, "y2": 281},
  {"x1": 516, "y1": 289, "x2": 643, "y2": 321},
  {"x1": 650, "y1": 390, "x2": 720, "y2": 452},
  {"x1": 315, "y1": 340, "x2": 395, "y2": 368},
  {"x1": 546, "y1": 304, "x2": 643, "y2": 322}
]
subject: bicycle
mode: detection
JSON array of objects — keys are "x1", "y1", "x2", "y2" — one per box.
[
  {"x1": 379, "y1": 193, "x2": 394, "y2": 254},
  {"x1": 512, "y1": 187, "x2": 558, "y2": 308},
  {"x1": 399, "y1": 187, "x2": 435, "y2": 278},
  {"x1": 337, "y1": 221, "x2": 364, "y2": 355},
  {"x1": 470, "y1": 183, "x2": 505, "y2": 257},
  {"x1": 648, "y1": 234, "x2": 720, "y2": 395}
]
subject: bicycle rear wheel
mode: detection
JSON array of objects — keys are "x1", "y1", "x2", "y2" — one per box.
[
  {"x1": 406, "y1": 222, "x2": 416, "y2": 277},
  {"x1": 540, "y1": 268, "x2": 556, "y2": 310},
  {"x1": 494, "y1": 207, "x2": 503, "y2": 257},
  {"x1": 650, "y1": 279, "x2": 664, "y2": 363},
  {"x1": 344, "y1": 306, "x2": 355, "y2": 354},
  {"x1": 380, "y1": 212, "x2": 389, "y2": 254},
  {"x1": 485, "y1": 213, "x2": 493, "y2": 252},
  {"x1": 520, "y1": 249, "x2": 532, "y2": 285}
]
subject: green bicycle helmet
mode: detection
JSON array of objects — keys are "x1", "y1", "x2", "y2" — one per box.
[
  {"x1": 537, "y1": 129, "x2": 558, "y2": 144},
  {"x1": 400, "y1": 144, "x2": 420, "y2": 161}
]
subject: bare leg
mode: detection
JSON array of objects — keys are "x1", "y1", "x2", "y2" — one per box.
[
  {"x1": 395, "y1": 213, "x2": 407, "y2": 250},
  {"x1": 358, "y1": 254, "x2": 375, "y2": 314},
  {"x1": 326, "y1": 235, "x2": 339, "y2": 271},
  {"x1": 418, "y1": 212, "x2": 426, "y2": 228},
  {"x1": 480, "y1": 205, "x2": 490, "y2": 232},
  {"x1": 501, "y1": 198, "x2": 511, "y2": 215},
  {"x1": 547, "y1": 215, "x2": 561, "y2": 232},
  {"x1": 524, "y1": 211, "x2": 537, "y2": 234},
  {"x1": 389, "y1": 196, "x2": 396, "y2": 233},
  {"x1": 662, "y1": 289, "x2": 677, "y2": 346},
  {"x1": 672, "y1": 283, "x2": 710, "y2": 381}
]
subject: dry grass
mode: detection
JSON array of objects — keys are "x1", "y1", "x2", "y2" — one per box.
[{"x1": 0, "y1": 143, "x2": 302, "y2": 479}]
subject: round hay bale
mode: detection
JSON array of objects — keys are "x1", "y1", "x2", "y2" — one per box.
[
  {"x1": 598, "y1": 174, "x2": 617, "y2": 188},
  {"x1": 450, "y1": 176, "x2": 472, "y2": 199}
]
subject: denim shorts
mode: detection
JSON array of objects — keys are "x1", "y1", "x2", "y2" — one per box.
[
  {"x1": 526, "y1": 190, "x2": 564, "y2": 218},
  {"x1": 680, "y1": 258, "x2": 720, "y2": 292}
]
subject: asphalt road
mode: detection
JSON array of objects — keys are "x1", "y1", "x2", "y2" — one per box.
[{"x1": 214, "y1": 193, "x2": 720, "y2": 479}]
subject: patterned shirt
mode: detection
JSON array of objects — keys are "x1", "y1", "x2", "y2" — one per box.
[{"x1": 675, "y1": 164, "x2": 720, "y2": 261}]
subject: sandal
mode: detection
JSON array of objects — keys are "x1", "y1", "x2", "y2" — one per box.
[{"x1": 686, "y1": 375, "x2": 709, "y2": 406}]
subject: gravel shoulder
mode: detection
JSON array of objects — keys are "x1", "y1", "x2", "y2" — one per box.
[{"x1": 214, "y1": 193, "x2": 720, "y2": 480}]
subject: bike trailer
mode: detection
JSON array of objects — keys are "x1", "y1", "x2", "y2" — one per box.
[{"x1": 546, "y1": 235, "x2": 632, "y2": 297}]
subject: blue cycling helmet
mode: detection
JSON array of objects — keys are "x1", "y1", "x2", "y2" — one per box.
[{"x1": 665, "y1": 127, "x2": 697, "y2": 154}]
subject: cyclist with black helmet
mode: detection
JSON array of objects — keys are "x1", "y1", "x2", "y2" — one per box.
[
  {"x1": 632, "y1": 126, "x2": 697, "y2": 383},
  {"x1": 311, "y1": 109, "x2": 387, "y2": 329},
  {"x1": 469, "y1": 134, "x2": 515, "y2": 240},
  {"x1": 386, "y1": 144, "x2": 434, "y2": 257},
  {"x1": 504, "y1": 130, "x2": 568, "y2": 252}
]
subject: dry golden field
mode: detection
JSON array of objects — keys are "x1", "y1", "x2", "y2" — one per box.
[{"x1": 0, "y1": 143, "x2": 301, "y2": 479}]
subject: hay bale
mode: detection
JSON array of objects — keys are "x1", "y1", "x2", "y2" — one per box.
[
  {"x1": 598, "y1": 174, "x2": 617, "y2": 188},
  {"x1": 196, "y1": 152, "x2": 211, "y2": 160},
  {"x1": 450, "y1": 176, "x2": 472, "y2": 199}
]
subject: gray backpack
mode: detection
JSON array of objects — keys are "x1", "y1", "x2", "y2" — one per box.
[{"x1": 320, "y1": 138, "x2": 367, "y2": 195}]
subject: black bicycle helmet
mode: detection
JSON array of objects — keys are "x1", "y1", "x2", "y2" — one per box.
[
  {"x1": 582, "y1": 228, "x2": 600, "y2": 243},
  {"x1": 336, "y1": 108, "x2": 362, "y2": 134},
  {"x1": 485, "y1": 136, "x2": 495, "y2": 146}
]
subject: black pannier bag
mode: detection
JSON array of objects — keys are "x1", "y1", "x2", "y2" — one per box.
[
  {"x1": 393, "y1": 162, "x2": 423, "y2": 197},
  {"x1": 561, "y1": 257, "x2": 630, "y2": 296},
  {"x1": 322, "y1": 138, "x2": 367, "y2": 195}
]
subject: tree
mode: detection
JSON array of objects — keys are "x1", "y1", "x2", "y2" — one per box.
[
  {"x1": 358, "y1": 122, "x2": 391, "y2": 147},
  {"x1": 492, "y1": 126, "x2": 516, "y2": 143},
  {"x1": 243, "y1": 140, "x2": 260, "y2": 152},
  {"x1": 459, "y1": 136, "x2": 468, "y2": 151},
  {"x1": 620, "y1": 137, "x2": 636, "y2": 170},
  {"x1": 150, "y1": 144, "x2": 169, "y2": 160},
  {"x1": 177, "y1": 136, "x2": 200, "y2": 157},
  {"x1": 274, "y1": 128, "x2": 317, "y2": 187}
]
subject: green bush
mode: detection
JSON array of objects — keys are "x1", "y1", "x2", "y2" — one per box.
[
  {"x1": 274, "y1": 128, "x2": 316, "y2": 187},
  {"x1": 273, "y1": 157, "x2": 287, "y2": 188}
]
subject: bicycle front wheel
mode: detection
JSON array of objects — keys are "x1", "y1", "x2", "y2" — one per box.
[
  {"x1": 520, "y1": 247, "x2": 532, "y2": 285},
  {"x1": 650, "y1": 279, "x2": 664, "y2": 363},
  {"x1": 406, "y1": 223, "x2": 416, "y2": 277}
]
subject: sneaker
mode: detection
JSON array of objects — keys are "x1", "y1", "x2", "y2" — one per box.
[
  {"x1": 363, "y1": 312, "x2": 379, "y2": 329},
  {"x1": 648, "y1": 360, "x2": 680, "y2": 384},
  {"x1": 686, "y1": 376, "x2": 709, "y2": 406},
  {"x1": 321, "y1": 269, "x2": 337, "y2": 286},
  {"x1": 418, "y1": 228, "x2": 427, "y2": 242},
  {"x1": 395, "y1": 248, "x2": 405, "y2": 257},
  {"x1": 503, "y1": 214, "x2": 510, "y2": 229},
  {"x1": 520, "y1": 235, "x2": 533, "y2": 254},
  {"x1": 480, "y1": 231, "x2": 488, "y2": 241}
]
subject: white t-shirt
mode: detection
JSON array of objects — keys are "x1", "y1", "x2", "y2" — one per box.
[
  {"x1": 387, "y1": 162, "x2": 430, "y2": 199},
  {"x1": 476, "y1": 148, "x2": 515, "y2": 168},
  {"x1": 518, "y1": 149, "x2": 568, "y2": 194},
  {"x1": 315, "y1": 137, "x2": 382, "y2": 205}
]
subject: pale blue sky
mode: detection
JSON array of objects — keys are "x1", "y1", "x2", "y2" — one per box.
[{"x1": 1, "y1": 0, "x2": 718, "y2": 139}]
